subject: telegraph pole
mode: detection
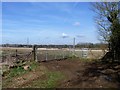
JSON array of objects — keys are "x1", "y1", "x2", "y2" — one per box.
[
  {"x1": 73, "y1": 37, "x2": 75, "y2": 55},
  {"x1": 27, "y1": 37, "x2": 29, "y2": 45}
]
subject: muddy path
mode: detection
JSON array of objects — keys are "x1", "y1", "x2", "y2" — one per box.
[
  {"x1": 2, "y1": 58, "x2": 120, "y2": 88},
  {"x1": 41, "y1": 58, "x2": 120, "y2": 88}
]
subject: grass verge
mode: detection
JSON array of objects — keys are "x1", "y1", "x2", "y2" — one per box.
[
  {"x1": 25, "y1": 71, "x2": 64, "y2": 88},
  {"x1": 2, "y1": 61, "x2": 39, "y2": 87},
  {"x1": 3, "y1": 61, "x2": 39, "y2": 78},
  {"x1": 43, "y1": 71, "x2": 64, "y2": 88}
]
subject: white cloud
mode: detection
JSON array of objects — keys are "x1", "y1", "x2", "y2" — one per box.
[
  {"x1": 73, "y1": 22, "x2": 80, "y2": 26},
  {"x1": 62, "y1": 33, "x2": 69, "y2": 38}
]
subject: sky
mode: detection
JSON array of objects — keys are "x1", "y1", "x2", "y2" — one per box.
[{"x1": 2, "y1": 2, "x2": 100, "y2": 45}]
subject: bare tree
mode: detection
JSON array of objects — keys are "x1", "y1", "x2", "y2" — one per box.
[{"x1": 91, "y1": 2, "x2": 120, "y2": 60}]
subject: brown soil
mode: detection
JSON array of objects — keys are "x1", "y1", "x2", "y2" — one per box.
[
  {"x1": 3, "y1": 58, "x2": 120, "y2": 88},
  {"x1": 42, "y1": 58, "x2": 120, "y2": 88},
  {"x1": 2, "y1": 65, "x2": 46, "y2": 88}
]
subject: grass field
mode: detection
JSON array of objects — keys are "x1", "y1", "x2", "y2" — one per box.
[{"x1": 1, "y1": 47, "x2": 106, "y2": 63}]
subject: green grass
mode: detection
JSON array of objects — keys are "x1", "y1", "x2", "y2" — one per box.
[
  {"x1": 44, "y1": 72, "x2": 64, "y2": 88},
  {"x1": 2, "y1": 66, "x2": 28, "y2": 87},
  {"x1": 3, "y1": 62, "x2": 64, "y2": 88},
  {"x1": 6, "y1": 61, "x2": 38, "y2": 78},
  {"x1": 2, "y1": 61, "x2": 39, "y2": 87},
  {"x1": 29, "y1": 61, "x2": 39, "y2": 70},
  {"x1": 27, "y1": 71, "x2": 64, "y2": 88},
  {"x1": 8, "y1": 66, "x2": 27, "y2": 78}
]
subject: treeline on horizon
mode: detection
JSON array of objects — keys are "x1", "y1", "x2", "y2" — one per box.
[{"x1": 1, "y1": 43, "x2": 108, "y2": 49}]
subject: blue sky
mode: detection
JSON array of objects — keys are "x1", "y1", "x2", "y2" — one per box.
[{"x1": 2, "y1": 2, "x2": 99, "y2": 45}]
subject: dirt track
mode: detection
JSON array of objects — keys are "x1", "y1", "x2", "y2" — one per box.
[
  {"x1": 3, "y1": 58, "x2": 120, "y2": 88},
  {"x1": 42, "y1": 58, "x2": 120, "y2": 88}
]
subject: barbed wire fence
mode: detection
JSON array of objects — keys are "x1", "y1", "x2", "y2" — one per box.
[
  {"x1": 0, "y1": 45, "x2": 108, "y2": 66},
  {"x1": 74, "y1": 48, "x2": 108, "y2": 59},
  {"x1": 36, "y1": 49, "x2": 71, "y2": 62},
  {"x1": 1, "y1": 50, "x2": 32, "y2": 66},
  {"x1": 0, "y1": 46, "x2": 72, "y2": 66}
]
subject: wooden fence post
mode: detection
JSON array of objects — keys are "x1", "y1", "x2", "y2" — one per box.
[
  {"x1": 15, "y1": 49, "x2": 18, "y2": 62},
  {"x1": 35, "y1": 48, "x2": 38, "y2": 62},
  {"x1": 45, "y1": 51, "x2": 48, "y2": 61},
  {"x1": 54, "y1": 53, "x2": 56, "y2": 60},
  {"x1": 63, "y1": 50, "x2": 65, "y2": 59},
  {"x1": 32, "y1": 45, "x2": 37, "y2": 61}
]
